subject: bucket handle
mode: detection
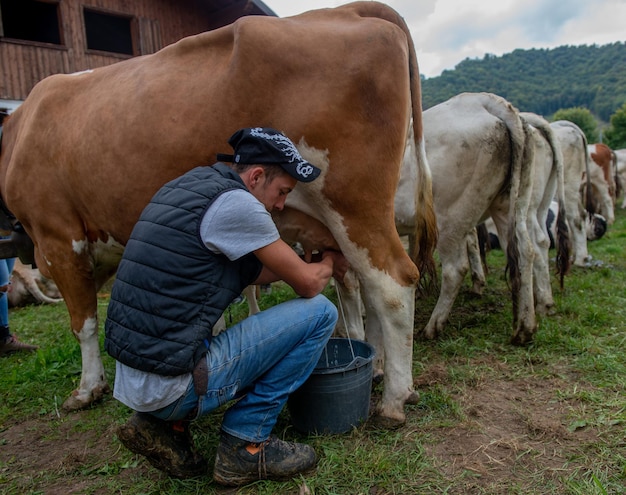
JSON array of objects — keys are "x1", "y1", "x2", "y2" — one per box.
[{"x1": 330, "y1": 283, "x2": 357, "y2": 362}]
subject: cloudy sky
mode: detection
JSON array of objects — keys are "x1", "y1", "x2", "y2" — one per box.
[{"x1": 264, "y1": 0, "x2": 626, "y2": 78}]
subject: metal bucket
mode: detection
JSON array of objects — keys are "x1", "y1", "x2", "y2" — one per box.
[{"x1": 288, "y1": 337, "x2": 375, "y2": 434}]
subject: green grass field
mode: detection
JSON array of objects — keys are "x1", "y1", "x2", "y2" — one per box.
[{"x1": 1, "y1": 207, "x2": 624, "y2": 494}]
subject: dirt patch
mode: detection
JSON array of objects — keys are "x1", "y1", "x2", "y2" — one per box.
[
  {"x1": 0, "y1": 412, "x2": 142, "y2": 494},
  {"x1": 416, "y1": 360, "x2": 601, "y2": 493},
  {"x1": 0, "y1": 360, "x2": 611, "y2": 494}
]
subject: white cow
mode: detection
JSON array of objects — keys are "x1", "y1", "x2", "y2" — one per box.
[
  {"x1": 483, "y1": 202, "x2": 606, "y2": 254},
  {"x1": 519, "y1": 112, "x2": 570, "y2": 316},
  {"x1": 420, "y1": 92, "x2": 537, "y2": 345},
  {"x1": 615, "y1": 148, "x2": 626, "y2": 209},
  {"x1": 550, "y1": 120, "x2": 607, "y2": 265},
  {"x1": 467, "y1": 112, "x2": 571, "y2": 322},
  {"x1": 545, "y1": 201, "x2": 607, "y2": 245}
]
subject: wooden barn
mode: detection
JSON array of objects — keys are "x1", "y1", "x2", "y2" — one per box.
[{"x1": 0, "y1": 0, "x2": 276, "y2": 113}]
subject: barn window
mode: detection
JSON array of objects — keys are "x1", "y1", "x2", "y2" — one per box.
[
  {"x1": 83, "y1": 9, "x2": 134, "y2": 56},
  {"x1": 0, "y1": 0, "x2": 62, "y2": 45}
]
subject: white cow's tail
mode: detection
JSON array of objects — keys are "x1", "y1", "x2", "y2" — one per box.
[
  {"x1": 521, "y1": 112, "x2": 571, "y2": 288},
  {"x1": 479, "y1": 93, "x2": 532, "y2": 330},
  {"x1": 611, "y1": 149, "x2": 621, "y2": 202}
]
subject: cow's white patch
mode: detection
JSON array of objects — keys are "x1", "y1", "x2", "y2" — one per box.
[
  {"x1": 72, "y1": 238, "x2": 88, "y2": 254},
  {"x1": 72, "y1": 315, "x2": 107, "y2": 404},
  {"x1": 72, "y1": 235, "x2": 124, "y2": 282},
  {"x1": 91, "y1": 235, "x2": 125, "y2": 268},
  {"x1": 90, "y1": 235, "x2": 125, "y2": 284}
]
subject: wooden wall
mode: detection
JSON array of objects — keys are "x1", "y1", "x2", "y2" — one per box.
[{"x1": 0, "y1": 0, "x2": 265, "y2": 102}]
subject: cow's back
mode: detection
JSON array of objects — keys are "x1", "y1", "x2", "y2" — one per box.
[{"x1": 1, "y1": 2, "x2": 417, "y2": 271}]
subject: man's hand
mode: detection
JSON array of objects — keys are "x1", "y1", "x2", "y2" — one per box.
[{"x1": 322, "y1": 250, "x2": 349, "y2": 283}]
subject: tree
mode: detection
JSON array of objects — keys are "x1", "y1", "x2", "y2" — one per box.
[
  {"x1": 603, "y1": 102, "x2": 626, "y2": 149},
  {"x1": 551, "y1": 107, "x2": 600, "y2": 143}
]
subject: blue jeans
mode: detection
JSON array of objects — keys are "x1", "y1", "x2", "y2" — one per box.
[
  {"x1": 0, "y1": 257, "x2": 15, "y2": 328},
  {"x1": 151, "y1": 294, "x2": 337, "y2": 443}
]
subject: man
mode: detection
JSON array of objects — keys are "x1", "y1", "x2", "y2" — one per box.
[{"x1": 105, "y1": 127, "x2": 348, "y2": 486}]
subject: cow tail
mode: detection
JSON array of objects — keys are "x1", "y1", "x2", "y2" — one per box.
[
  {"x1": 406, "y1": 25, "x2": 437, "y2": 288},
  {"x1": 551, "y1": 129, "x2": 571, "y2": 289},
  {"x1": 505, "y1": 114, "x2": 534, "y2": 329},
  {"x1": 475, "y1": 222, "x2": 490, "y2": 276},
  {"x1": 581, "y1": 135, "x2": 596, "y2": 216},
  {"x1": 478, "y1": 94, "x2": 529, "y2": 326},
  {"x1": 350, "y1": 2, "x2": 438, "y2": 288},
  {"x1": 526, "y1": 114, "x2": 571, "y2": 287},
  {"x1": 611, "y1": 150, "x2": 621, "y2": 202}
]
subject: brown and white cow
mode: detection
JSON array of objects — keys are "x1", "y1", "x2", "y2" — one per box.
[
  {"x1": 0, "y1": 2, "x2": 437, "y2": 427},
  {"x1": 587, "y1": 143, "x2": 616, "y2": 224},
  {"x1": 416, "y1": 92, "x2": 537, "y2": 344},
  {"x1": 8, "y1": 259, "x2": 63, "y2": 307}
]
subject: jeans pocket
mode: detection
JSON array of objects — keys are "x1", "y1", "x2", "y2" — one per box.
[{"x1": 197, "y1": 380, "x2": 240, "y2": 417}]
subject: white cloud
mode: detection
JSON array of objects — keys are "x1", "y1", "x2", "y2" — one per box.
[{"x1": 264, "y1": 0, "x2": 626, "y2": 78}]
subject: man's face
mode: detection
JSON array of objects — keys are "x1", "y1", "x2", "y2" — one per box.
[{"x1": 250, "y1": 170, "x2": 298, "y2": 212}]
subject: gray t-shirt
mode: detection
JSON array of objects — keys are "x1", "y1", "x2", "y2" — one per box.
[{"x1": 113, "y1": 188, "x2": 280, "y2": 412}]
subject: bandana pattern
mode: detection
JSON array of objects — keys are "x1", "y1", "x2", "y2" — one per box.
[{"x1": 248, "y1": 127, "x2": 315, "y2": 179}]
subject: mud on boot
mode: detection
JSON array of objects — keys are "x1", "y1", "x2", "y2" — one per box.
[
  {"x1": 213, "y1": 431, "x2": 317, "y2": 486},
  {"x1": 116, "y1": 412, "x2": 206, "y2": 478}
]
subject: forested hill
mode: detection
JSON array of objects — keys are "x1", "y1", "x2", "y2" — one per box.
[{"x1": 420, "y1": 42, "x2": 626, "y2": 122}]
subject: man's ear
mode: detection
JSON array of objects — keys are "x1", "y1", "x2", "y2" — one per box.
[{"x1": 250, "y1": 167, "x2": 265, "y2": 186}]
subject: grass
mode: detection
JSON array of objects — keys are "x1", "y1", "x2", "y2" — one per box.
[{"x1": 0, "y1": 207, "x2": 625, "y2": 494}]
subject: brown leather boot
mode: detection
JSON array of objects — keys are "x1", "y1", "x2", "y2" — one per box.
[
  {"x1": 0, "y1": 335, "x2": 38, "y2": 356},
  {"x1": 213, "y1": 431, "x2": 317, "y2": 486}
]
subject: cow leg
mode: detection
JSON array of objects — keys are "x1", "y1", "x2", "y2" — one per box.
[
  {"x1": 530, "y1": 213, "x2": 554, "y2": 316},
  {"x1": 63, "y1": 314, "x2": 109, "y2": 410},
  {"x1": 569, "y1": 206, "x2": 591, "y2": 266},
  {"x1": 243, "y1": 285, "x2": 260, "y2": 316},
  {"x1": 467, "y1": 228, "x2": 486, "y2": 296},
  {"x1": 423, "y1": 234, "x2": 471, "y2": 339},
  {"x1": 39, "y1": 248, "x2": 110, "y2": 410},
  {"x1": 359, "y1": 270, "x2": 416, "y2": 428},
  {"x1": 507, "y1": 209, "x2": 537, "y2": 345},
  {"x1": 333, "y1": 270, "x2": 365, "y2": 340}
]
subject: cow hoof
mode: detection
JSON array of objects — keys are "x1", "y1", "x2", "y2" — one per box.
[
  {"x1": 420, "y1": 327, "x2": 438, "y2": 340},
  {"x1": 62, "y1": 384, "x2": 111, "y2": 411},
  {"x1": 372, "y1": 371, "x2": 384, "y2": 386},
  {"x1": 368, "y1": 412, "x2": 405, "y2": 430},
  {"x1": 510, "y1": 332, "x2": 534, "y2": 346},
  {"x1": 405, "y1": 390, "x2": 420, "y2": 405}
]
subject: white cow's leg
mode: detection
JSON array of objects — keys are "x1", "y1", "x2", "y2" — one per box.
[
  {"x1": 63, "y1": 315, "x2": 110, "y2": 410},
  {"x1": 243, "y1": 285, "x2": 260, "y2": 315},
  {"x1": 360, "y1": 271, "x2": 415, "y2": 427},
  {"x1": 467, "y1": 228, "x2": 486, "y2": 295},
  {"x1": 530, "y1": 215, "x2": 554, "y2": 316},
  {"x1": 569, "y1": 207, "x2": 590, "y2": 266},
  {"x1": 423, "y1": 237, "x2": 470, "y2": 339},
  {"x1": 333, "y1": 270, "x2": 365, "y2": 341},
  {"x1": 510, "y1": 212, "x2": 537, "y2": 345}
]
